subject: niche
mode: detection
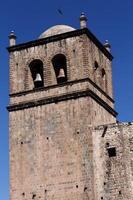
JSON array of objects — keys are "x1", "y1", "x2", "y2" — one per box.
[
  {"x1": 107, "y1": 147, "x2": 116, "y2": 157},
  {"x1": 32, "y1": 194, "x2": 36, "y2": 199},
  {"x1": 52, "y1": 54, "x2": 67, "y2": 84},
  {"x1": 29, "y1": 59, "x2": 44, "y2": 88}
]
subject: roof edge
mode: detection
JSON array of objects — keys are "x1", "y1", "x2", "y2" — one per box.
[{"x1": 7, "y1": 28, "x2": 113, "y2": 61}]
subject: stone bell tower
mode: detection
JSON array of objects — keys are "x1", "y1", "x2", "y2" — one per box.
[{"x1": 8, "y1": 14, "x2": 117, "y2": 200}]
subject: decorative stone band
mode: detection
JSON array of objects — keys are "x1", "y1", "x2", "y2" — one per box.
[
  {"x1": 10, "y1": 78, "x2": 114, "y2": 103},
  {"x1": 7, "y1": 28, "x2": 113, "y2": 61},
  {"x1": 7, "y1": 89, "x2": 118, "y2": 117}
]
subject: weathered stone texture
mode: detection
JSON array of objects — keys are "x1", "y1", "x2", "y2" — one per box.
[
  {"x1": 9, "y1": 78, "x2": 114, "y2": 109},
  {"x1": 93, "y1": 123, "x2": 133, "y2": 200},
  {"x1": 10, "y1": 95, "x2": 116, "y2": 200},
  {"x1": 9, "y1": 33, "x2": 113, "y2": 99}
]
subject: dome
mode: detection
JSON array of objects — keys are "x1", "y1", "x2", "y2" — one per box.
[{"x1": 39, "y1": 25, "x2": 75, "y2": 39}]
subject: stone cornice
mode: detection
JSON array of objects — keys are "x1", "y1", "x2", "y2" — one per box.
[
  {"x1": 10, "y1": 78, "x2": 114, "y2": 103},
  {"x1": 7, "y1": 28, "x2": 113, "y2": 61},
  {"x1": 7, "y1": 89, "x2": 118, "y2": 117}
]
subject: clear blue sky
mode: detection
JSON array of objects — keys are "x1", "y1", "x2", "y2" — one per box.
[{"x1": 0, "y1": 0, "x2": 133, "y2": 199}]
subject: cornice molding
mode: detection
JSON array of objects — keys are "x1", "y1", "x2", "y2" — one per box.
[
  {"x1": 7, "y1": 89, "x2": 118, "y2": 117},
  {"x1": 7, "y1": 28, "x2": 113, "y2": 61},
  {"x1": 10, "y1": 78, "x2": 114, "y2": 103}
]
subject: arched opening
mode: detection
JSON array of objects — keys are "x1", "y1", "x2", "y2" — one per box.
[
  {"x1": 94, "y1": 61, "x2": 99, "y2": 70},
  {"x1": 101, "y1": 68, "x2": 106, "y2": 91},
  {"x1": 102, "y1": 68, "x2": 106, "y2": 78},
  {"x1": 29, "y1": 59, "x2": 44, "y2": 88},
  {"x1": 52, "y1": 54, "x2": 67, "y2": 84}
]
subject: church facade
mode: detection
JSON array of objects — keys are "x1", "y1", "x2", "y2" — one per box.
[{"x1": 7, "y1": 14, "x2": 133, "y2": 200}]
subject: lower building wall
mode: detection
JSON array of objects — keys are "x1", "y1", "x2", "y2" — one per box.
[
  {"x1": 93, "y1": 123, "x2": 133, "y2": 200},
  {"x1": 9, "y1": 96, "x2": 116, "y2": 200}
]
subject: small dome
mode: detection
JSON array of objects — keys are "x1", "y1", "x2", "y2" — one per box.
[{"x1": 39, "y1": 25, "x2": 75, "y2": 39}]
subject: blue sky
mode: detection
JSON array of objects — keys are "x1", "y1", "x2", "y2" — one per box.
[{"x1": 0, "y1": 0, "x2": 133, "y2": 199}]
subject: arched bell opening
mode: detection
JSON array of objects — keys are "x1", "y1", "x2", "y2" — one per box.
[
  {"x1": 102, "y1": 68, "x2": 106, "y2": 78},
  {"x1": 29, "y1": 59, "x2": 44, "y2": 89},
  {"x1": 101, "y1": 68, "x2": 106, "y2": 91},
  {"x1": 94, "y1": 61, "x2": 99, "y2": 70},
  {"x1": 52, "y1": 54, "x2": 67, "y2": 84}
]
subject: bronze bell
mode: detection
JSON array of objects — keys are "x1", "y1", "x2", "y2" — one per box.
[
  {"x1": 57, "y1": 68, "x2": 66, "y2": 83},
  {"x1": 57, "y1": 68, "x2": 65, "y2": 79},
  {"x1": 34, "y1": 73, "x2": 43, "y2": 88},
  {"x1": 34, "y1": 73, "x2": 42, "y2": 82}
]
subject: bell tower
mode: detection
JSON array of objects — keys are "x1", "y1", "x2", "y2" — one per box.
[{"x1": 8, "y1": 14, "x2": 117, "y2": 200}]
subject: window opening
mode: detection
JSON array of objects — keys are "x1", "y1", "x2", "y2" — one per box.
[
  {"x1": 52, "y1": 54, "x2": 67, "y2": 84},
  {"x1": 107, "y1": 147, "x2": 116, "y2": 157},
  {"x1": 102, "y1": 68, "x2": 106, "y2": 78},
  {"x1": 29, "y1": 60, "x2": 44, "y2": 88},
  {"x1": 94, "y1": 61, "x2": 99, "y2": 70}
]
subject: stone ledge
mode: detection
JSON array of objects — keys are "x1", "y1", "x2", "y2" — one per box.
[
  {"x1": 7, "y1": 89, "x2": 118, "y2": 117},
  {"x1": 10, "y1": 78, "x2": 114, "y2": 103}
]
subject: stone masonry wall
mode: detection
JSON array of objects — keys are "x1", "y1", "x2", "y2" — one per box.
[
  {"x1": 9, "y1": 36, "x2": 84, "y2": 94},
  {"x1": 93, "y1": 123, "x2": 133, "y2": 200},
  {"x1": 82, "y1": 35, "x2": 113, "y2": 98},
  {"x1": 9, "y1": 33, "x2": 113, "y2": 100},
  {"x1": 10, "y1": 96, "x2": 116, "y2": 200},
  {"x1": 9, "y1": 28, "x2": 116, "y2": 200},
  {"x1": 10, "y1": 79, "x2": 114, "y2": 109}
]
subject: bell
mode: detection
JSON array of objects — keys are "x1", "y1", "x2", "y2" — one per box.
[
  {"x1": 57, "y1": 68, "x2": 66, "y2": 83},
  {"x1": 57, "y1": 68, "x2": 65, "y2": 79},
  {"x1": 34, "y1": 73, "x2": 42, "y2": 82},
  {"x1": 34, "y1": 73, "x2": 43, "y2": 88}
]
